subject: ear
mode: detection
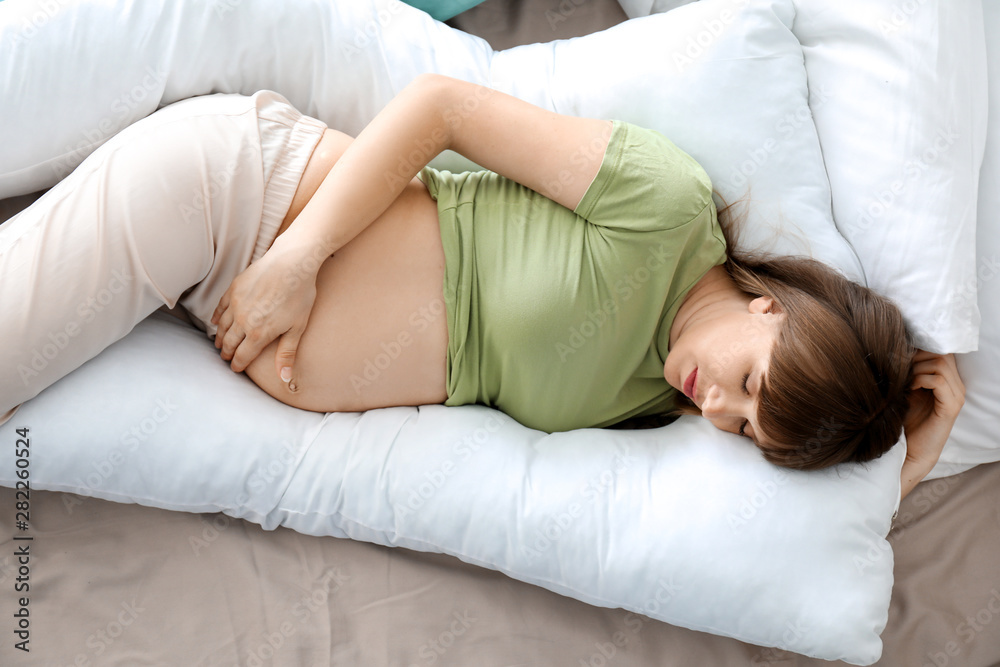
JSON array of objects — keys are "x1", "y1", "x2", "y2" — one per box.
[{"x1": 749, "y1": 295, "x2": 782, "y2": 315}]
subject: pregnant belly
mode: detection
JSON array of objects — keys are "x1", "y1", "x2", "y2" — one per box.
[{"x1": 241, "y1": 129, "x2": 449, "y2": 413}]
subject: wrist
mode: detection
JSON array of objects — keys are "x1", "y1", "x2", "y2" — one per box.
[
  {"x1": 266, "y1": 229, "x2": 329, "y2": 286},
  {"x1": 272, "y1": 225, "x2": 334, "y2": 264},
  {"x1": 900, "y1": 456, "x2": 936, "y2": 501}
]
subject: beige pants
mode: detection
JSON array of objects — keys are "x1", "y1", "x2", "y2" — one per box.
[{"x1": 0, "y1": 91, "x2": 327, "y2": 426}]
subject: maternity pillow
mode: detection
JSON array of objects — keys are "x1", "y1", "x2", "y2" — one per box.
[
  {"x1": 0, "y1": 310, "x2": 904, "y2": 666},
  {"x1": 0, "y1": 0, "x2": 903, "y2": 663}
]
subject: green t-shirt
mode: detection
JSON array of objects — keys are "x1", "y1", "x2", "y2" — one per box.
[{"x1": 416, "y1": 119, "x2": 727, "y2": 432}]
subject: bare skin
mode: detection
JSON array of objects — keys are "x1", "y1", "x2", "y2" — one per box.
[
  {"x1": 237, "y1": 129, "x2": 450, "y2": 412},
  {"x1": 208, "y1": 74, "x2": 964, "y2": 497}
]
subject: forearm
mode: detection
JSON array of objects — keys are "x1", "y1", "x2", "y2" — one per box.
[
  {"x1": 281, "y1": 73, "x2": 453, "y2": 256},
  {"x1": 899, "y1": 457, "x2": 935, "y2": 501}
]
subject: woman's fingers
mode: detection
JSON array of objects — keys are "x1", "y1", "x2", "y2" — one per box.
[
  {"x1": 210, "y1": 291, "x2": 230, "y2": 326},
  {"x1": 220, "y1": 325, "x2": 248, "y2": 365},
  {"x1": 205, "y1": 233, "x2": 321, "y2": 378},
  {"x1": 213, "y1": 308, "x2": 233, "y2": 350},
  {"x1": 908, "y1": 353, "x2": 965, "y2": 418}
]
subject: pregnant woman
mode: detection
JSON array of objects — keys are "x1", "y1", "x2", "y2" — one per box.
[{"x1": 0, "y1": 74, "x2": 964, "y2": 499}]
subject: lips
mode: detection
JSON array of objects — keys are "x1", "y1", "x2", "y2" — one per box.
[{"x1": 683, "y1": 368, "x2": 698, "y2": 400}]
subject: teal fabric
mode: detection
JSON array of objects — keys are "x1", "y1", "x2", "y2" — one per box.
[
  {"x1": 417, "y1": 120, "x2": 728, "y2": 433},
  {"x1": 401, "y1": 0, "x2": 487, "y2": 22}
]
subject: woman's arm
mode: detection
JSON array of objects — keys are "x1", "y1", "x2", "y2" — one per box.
[
  {"x1": 898, "y1": 351, "x2": 965, "y2": 501},
  {"x1": 900, "y1": 457, "x2": 936, "y2": 501},
  {"x1": 280, "y1": 72, "x2": 614, "y2": 257},
  {"x1": 211, "y1": 73, "x2": 614, "y2": 385}
]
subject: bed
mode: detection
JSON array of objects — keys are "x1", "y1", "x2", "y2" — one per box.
[{"x1": 1, "y1": 0, "x2": 999, "y2": 665}]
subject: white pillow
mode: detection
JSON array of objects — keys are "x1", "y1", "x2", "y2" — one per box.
[
  {"x1": 491, "y1": 0, "x2": 863, "y2": 279},
  {"x1": 0, "y1": 0, "x2": 901, "y2": 662},
  {"x1": 0, "y1": 0, "x2": 863, "y2": 282},
  {"x1": 616, "y1": 0, "x2": 696, "y2": 19},
  {"x1": 788, "y1": 0, "x2": 988, "y2": 354},
  {"x1": 615, "y1": 0, "x2": 988, "y2": 355},
  {"x1": 0, "y1": 311, "x2": 904, "y2": 666},
  {"x1": 926, "y1": 0, "x2": 1000, "y2": 479}
]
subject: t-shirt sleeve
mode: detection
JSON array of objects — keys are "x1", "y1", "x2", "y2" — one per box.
[{"x1": 573, "y1": 119, "x2": 716, "y2": 233}]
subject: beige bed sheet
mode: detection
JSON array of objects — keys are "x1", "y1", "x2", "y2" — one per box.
[
  {"x1": 2, "y1": 1, "x2": 1000, "y2": 665},
  {"x1": 1, "y1": 462, "x2": 999, "y2": 666}
]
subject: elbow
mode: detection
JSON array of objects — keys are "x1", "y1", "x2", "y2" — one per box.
[{"x1": 405, "y1": 73, "x2": 456, "y2": 151}]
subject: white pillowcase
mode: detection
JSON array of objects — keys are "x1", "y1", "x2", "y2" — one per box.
[
  {"x1": 789, "y1": 0, "x2": 988, "y2": 354},
  {"x1": 491, "y1": 0, "x2": 863, "y2": 280},
  {"x1": 926, "y1": 0, "x2": 1000, "y2": 479},
  {"x1": 0, "y1": 311, "x2": 904, "y2": 666},
  {"x1": 616, "y1": 0, "x2": 988, "y2": 355},
  {"x1": 0, "y1": 0, "x2": 905, "y2": 662}
]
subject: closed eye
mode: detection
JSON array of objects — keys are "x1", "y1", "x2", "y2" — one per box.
[{"x1": 739, "y1": 372, "x2": 750, "y2": 438}]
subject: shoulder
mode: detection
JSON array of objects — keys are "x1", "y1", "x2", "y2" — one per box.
[{"x1": 580, "y1": 120, "x2": 715, "y2": 231}]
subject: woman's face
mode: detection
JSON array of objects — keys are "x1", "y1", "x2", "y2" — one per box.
[{"x1": 663, "y1": 295, "x2": 784, "y2": 445}]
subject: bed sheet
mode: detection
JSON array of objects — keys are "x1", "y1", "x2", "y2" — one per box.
[
  {"x1": 2, "y1": 462, "x2": 999, "y2": 666},
  {"x1": 1, "y1": 0, "x2": 998, "y2": 665}
]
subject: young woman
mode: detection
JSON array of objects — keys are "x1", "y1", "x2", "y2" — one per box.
[{"x1": 0, "y1": 74, "x2": 964, "y2": 500}]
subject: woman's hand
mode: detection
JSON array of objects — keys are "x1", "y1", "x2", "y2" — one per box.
[
  {"x1": 210, "y1": 234, "x2": 325, "y2": 390},
  {"x1": 899, "y1": 350, "x2": 966, "y2": 499}
]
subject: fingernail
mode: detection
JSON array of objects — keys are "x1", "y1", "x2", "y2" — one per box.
[{"x1": 280, "y1": 367, "x2": 292, "y2": 383}]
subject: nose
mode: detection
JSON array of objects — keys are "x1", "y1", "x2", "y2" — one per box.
[{"x1": 700, "y1": 383, "x2": 742, "y2": 421}]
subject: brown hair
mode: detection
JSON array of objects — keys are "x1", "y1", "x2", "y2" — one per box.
[{"x1": 611, "y1": 194, "x2": 916, "y2": 471}]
